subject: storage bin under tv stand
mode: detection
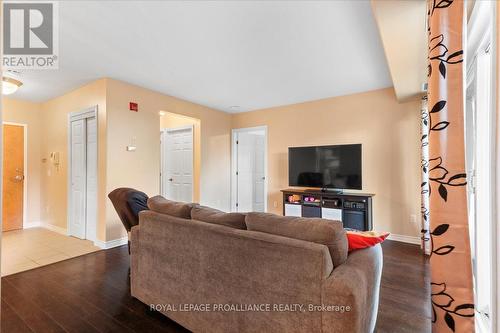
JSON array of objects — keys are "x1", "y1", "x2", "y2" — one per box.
[{"x1": 281, "y1": 188, "x2": 374, "y2": 231}]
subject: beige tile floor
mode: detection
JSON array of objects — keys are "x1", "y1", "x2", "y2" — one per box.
[{"x1": 1, "y1": 227, "x2": 101, "y2": 276}]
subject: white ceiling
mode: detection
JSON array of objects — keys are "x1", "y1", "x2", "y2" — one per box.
[{"x1": 8, "y1": 1, "x2": 393, "y2": 113}]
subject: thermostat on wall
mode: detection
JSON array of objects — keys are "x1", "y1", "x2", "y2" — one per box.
[{"x1": 127, "y1": 136, "x2": 137, "y2": 151}]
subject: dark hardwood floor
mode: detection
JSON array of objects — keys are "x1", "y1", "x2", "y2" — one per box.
[
  {"x1": 376, "y1": 241, "x2": 431, "y2": 333},
  {"x1": 1, "y1": 240, "x2": 430, "y2": 333}
]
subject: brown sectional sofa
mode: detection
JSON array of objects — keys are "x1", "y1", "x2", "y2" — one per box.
[{"x1": 130, "y1": 197, "x2": 383, "y2": 333}]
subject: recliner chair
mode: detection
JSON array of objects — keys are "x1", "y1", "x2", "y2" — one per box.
[{"x1": 108, "y1": 188, "x2": 149, "y2": 253}]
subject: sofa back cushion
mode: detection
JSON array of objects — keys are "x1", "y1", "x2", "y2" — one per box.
[
  {"x1": 246, "y1": 212, "x2": 348, "y2": 267},
  {"x1": 191, "y1": 206, "x2": 247, "y2": 230},
  {"x1": 147, "y1": 196, "x2": 193, "y2": 219}
]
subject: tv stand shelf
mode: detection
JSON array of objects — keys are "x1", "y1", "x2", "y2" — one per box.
[{"x1": 281, "y1": 188, "x2": 374, "y2": 231}]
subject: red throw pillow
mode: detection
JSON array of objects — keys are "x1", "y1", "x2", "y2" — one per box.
[{"x1": 346, "y1": 229, "x2": 390, "y2": 252}]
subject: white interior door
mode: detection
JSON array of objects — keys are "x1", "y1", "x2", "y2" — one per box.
[
  {"x1": 233, "y1": 128, "x2": 267, "y2": 212},
  {"x1": 69, "y1": 107, "x2": 98, "y2": 241},
  {"x1": 161, "y1": 126, "x2": 193, "y2": 202},
  {"x1": 70, "y1": 119, "x2": 87, "y2": 239},
  {"x1": 236, "y1": 132, "x2": 255, "y2": 212},
  {"x1": 85, "y1": 117, "x2": 97, "y2": 242},
  {"x1": 253, "y1": 135, "x2": 266, "y2": 212}
]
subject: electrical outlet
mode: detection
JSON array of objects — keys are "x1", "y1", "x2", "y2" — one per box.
[
  {"x1": 273, "y1": 201, "x2": 278, "y2": 208},
  {"x1": 410, "y1": 214, "x2": 417, "y2": 224}
]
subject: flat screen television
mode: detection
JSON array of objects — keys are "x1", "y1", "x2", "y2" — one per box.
[{"x1": 288, "y1": 144, "x2": 362, "y2": 190}]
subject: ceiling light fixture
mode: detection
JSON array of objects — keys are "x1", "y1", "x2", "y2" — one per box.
[{"x1": 2, "y1": 77, "x2": 23, "y2": 95}]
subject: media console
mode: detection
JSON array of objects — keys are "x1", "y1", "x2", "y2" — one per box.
[{"x1": 281, "y1": 188, "x2": 374, "y2": 231}]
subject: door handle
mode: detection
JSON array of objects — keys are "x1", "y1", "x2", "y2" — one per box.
[
  {"x1": 12, "y1": 168, "x2": 25, "y2": 182},
  {"x1": 169, "y1": 178, "x2": 173, "y2": 182},
  {"x1": 12, "y1": 175, "x2": 24, "y2": 182}
]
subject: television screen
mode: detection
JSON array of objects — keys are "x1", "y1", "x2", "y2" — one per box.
[{"x1": 288, "y1": 144, "x2": 362, "y2": 190}]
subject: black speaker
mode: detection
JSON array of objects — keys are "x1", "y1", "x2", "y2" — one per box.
[
  {"x1": 343, "y1": 209, "x2": 366, "y2": 231},
  {"x1": 302, "y1": 205, "x2": 321, "y2": 218}
]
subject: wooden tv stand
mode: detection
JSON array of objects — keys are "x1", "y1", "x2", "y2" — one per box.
[{"x1": 281, "y1": 188, "x2": 374, "y2": 231}]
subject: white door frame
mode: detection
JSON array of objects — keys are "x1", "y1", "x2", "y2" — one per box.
[
  {"x1": 3, "y1": 122, "x2": 28, "y2": 229},
  {"x1": 231, "y1": 126, "x2": 268, "y2": 212},
  {"x1": 160, "y1": 125, "x2": 194, "y2": 201},
  {"x1": 67, "y1": 105, "x2": 98, "y2": 240},
  {"x1": 467, "y1": 1, "x2": 497, "y2": 331}
]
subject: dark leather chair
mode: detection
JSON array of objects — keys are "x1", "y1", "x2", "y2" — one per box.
[{"x1": 108, "y1": 188, "x2": 149, "y2": 253}]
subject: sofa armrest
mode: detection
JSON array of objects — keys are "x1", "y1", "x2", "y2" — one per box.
[
  {"x1": 131, "y1": 225, "x2": 140, "y2": 244},
  {"x1": 320, "y1": 244, "x2": 383, "y2": 333},
  {"x1": 130, "y1": 225, "x2": 140, "y2": 295}
]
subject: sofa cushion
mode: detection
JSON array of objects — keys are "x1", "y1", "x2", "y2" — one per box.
[
  {"x1": 147, "y1": 196, "x2": 193, "y2": 219},
  {"x1": 191, "y1": 206, "x2": 246, "y2": 230},
  {"x1": 246, "y1": 212, "x2": 348, "y2": 267}
]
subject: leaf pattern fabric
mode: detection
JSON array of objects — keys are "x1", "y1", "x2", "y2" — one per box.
[
  {"x1": 425, "y1": 0, "x2": 475, "y2": 332},
  {"x1": 421, "y1": 97, "x2": 431, "y2": 254}
]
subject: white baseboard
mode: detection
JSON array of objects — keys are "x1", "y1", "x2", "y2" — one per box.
[
  {"x1": 25, "y1": 221, "x2": 68, "y2": 235},
  {"x1": 28, "y1": 221, "x2": 126, "y2": 250},
  {"x1": 94, "y1": 237, "x2": 128, "y2": 250},
  {"x1": 23, "y1": 221, "x2": 42, "y2": 229},
  {"x1": 40, "y1": 223, "x2": 68, "y2": 236},
  {"x1": 388, "y1": 233, "x2": 421, "y2": 245}
]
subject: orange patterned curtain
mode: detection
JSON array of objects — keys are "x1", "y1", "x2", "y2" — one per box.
[{"x1": 426, "y1": 0, "x2": 475, "y2": 332}]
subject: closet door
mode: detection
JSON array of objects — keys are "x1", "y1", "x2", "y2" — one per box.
[
  {"x1": 234, "y1": 129, "x2": 266, "y2": 212},
  {"x1": 69, "y1": 119, "x2": 87, "y2": 239}
]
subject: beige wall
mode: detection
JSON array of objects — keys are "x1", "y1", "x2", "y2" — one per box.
[
  {"x1": 39, "y1": 79, "x2": 107, "y2": 239},
  {"x1": 105, "y1": 79, "x2": 232, "y2": 240},
  {"x1": 232, "y1": 87, "x2": 421, "y2": 237},
  {"x1": 371, "y1": 0, "x2": 427, "y2": 102},
  {"x1": 2, "y1": 98, "x2": 42, "y2": 225},
  {"x1": 160, "y1": 112, "x2": 202, "y2": 203}
]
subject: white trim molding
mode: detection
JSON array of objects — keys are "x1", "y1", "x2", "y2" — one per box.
[
  {"x1": 41, "y1": 223, "x2": 68, "y2": 236},
  {"x1": 388, "y1": 234, "x2": 421, "y2": 245},
  {"x1": 23, "y1": 221, "x2": 42, "y2": 229},
  {"x1": 24, "y1": 222, "x2": 68, "y2": 236},
  {"x1": 94, "y1": 237, "x2": 128, "y2": 250},
  {"x1": 25, "y1": 223, "x2": 127, "y2": 251},
  {"x1": 23, "y1": 221, "x2": 71, "y2": 237}
]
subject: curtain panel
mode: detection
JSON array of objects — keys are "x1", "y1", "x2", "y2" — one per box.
[
  {"x1": 421, "y1": 96, "x2": 431, "y2": 255},
  {"x1": 426, "y1": 0, "x2": 475, "y2": 332}
]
